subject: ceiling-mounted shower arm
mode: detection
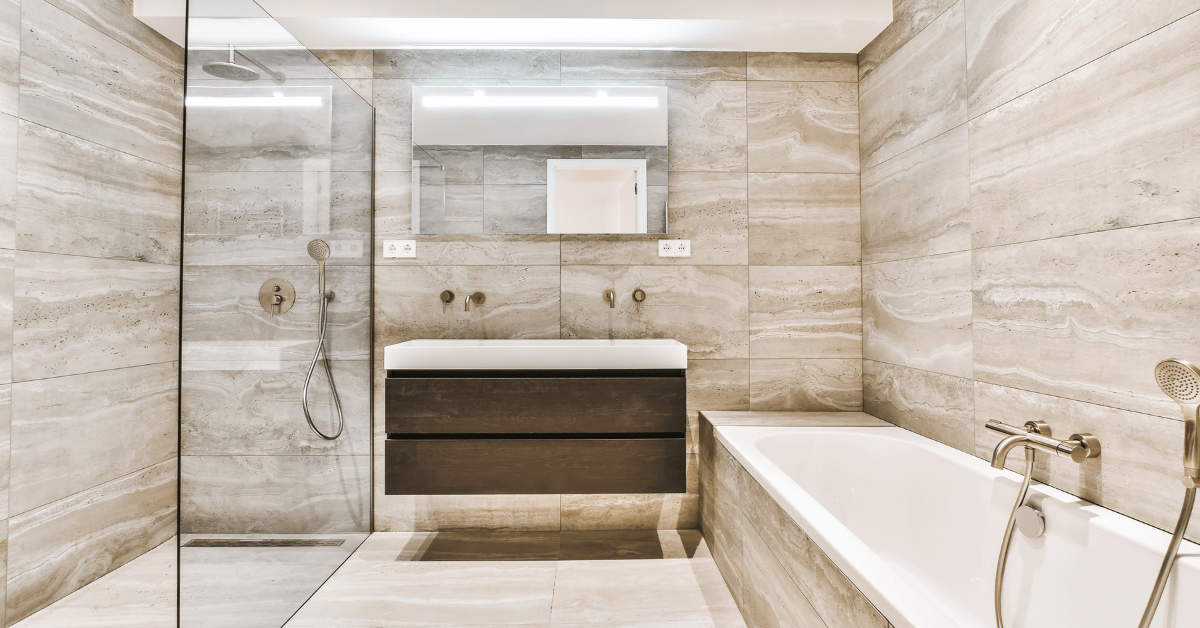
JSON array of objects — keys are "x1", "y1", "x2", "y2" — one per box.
[{"x1": 234, "y1": 48, "x2": 286, "y2": 83}]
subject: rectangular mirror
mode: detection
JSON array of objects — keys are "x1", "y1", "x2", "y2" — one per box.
[{"x1": 412, "y1": 86, "x2": 668, "y2": 235}]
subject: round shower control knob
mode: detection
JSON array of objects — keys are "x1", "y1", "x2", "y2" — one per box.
[{"x1": 1015, "y1": 505, "x2": 1046, "y2": 539}]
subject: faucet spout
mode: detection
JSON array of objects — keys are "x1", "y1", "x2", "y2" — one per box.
[{"x1": 991, "y1": 434, "x2": 1032, "y2": 469}]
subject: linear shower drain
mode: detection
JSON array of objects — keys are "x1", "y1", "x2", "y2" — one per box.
[{"x1": 183, "y1": 539, "x2": 345, "y2": 548}]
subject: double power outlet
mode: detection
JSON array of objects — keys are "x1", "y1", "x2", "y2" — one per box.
[
  {"x1": 382, "y1": 240, "x2": 417, "y2": 258},
  {"x1": 658, "y1": 239, "x2": 692, "y2": 258}
]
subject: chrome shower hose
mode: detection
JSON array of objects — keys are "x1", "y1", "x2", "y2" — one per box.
[
  {"x1": 301, "y1": 291, "x2": 344, "y2": 440},
  {"x1": 994, "y1": 448, "x2": 1035, "y2": 628}
]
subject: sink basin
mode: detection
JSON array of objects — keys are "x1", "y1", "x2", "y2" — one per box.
[{"x1": 384, "y1": 339, "x2": 687, "y2": 370}]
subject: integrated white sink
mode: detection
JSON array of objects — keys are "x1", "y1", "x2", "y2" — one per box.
[{"x1": 384, "y1": 339, "x2": 687, "y2": 370}]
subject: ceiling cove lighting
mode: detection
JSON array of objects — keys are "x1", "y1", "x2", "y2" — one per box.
[
  {"x1": 422, "y1": 95, "x2": 659, "y2": 108},
  {"x1": 185, "y1": 96, "x2": 323, "y2": 108}
]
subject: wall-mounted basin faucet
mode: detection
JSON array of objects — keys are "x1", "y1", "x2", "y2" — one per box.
[
  {"x1": 604, "y1": 289, "x2": 615, "y2": 308},
  {"x1": 465, "y1": 292, "x2": 486, "y2": 311}
]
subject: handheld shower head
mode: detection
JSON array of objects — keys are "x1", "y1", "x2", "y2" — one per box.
[
  {"x1": 307, "y1": 239, "x2": 331, "y2": 262},
  {"x1": 1156, "y1": 359, "x2": 1200, "y2": 487}
]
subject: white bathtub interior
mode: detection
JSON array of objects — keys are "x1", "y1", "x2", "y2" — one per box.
[{"x1": 716, "y1": 426, "x2": 1200, "y2": 628}]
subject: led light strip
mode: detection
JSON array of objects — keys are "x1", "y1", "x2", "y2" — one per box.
[{"x1": 422, "y1": 95, "x2": 659, "y2": 108}]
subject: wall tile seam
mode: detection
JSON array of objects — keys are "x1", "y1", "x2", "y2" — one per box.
[
  {"x1": 23, "y1": 0, "x2": 186, "y2": 77},
  {"x1": 13, "y1": 117, "x2": 185, "y2": 174},
  {"x1": 963, "y1": 6, "x2": 1200, "y2": 124},
  {"x1": 857, "y1": 120, "x2": 967, "y2": 178},
  {"x1": 6, "y1": 456, "x2": 178, "y2": 523},
  {"x1": 9, "y1": 360, "x2": 181, "y2": 387},
  {"x1": 967, "y1": 215, "x2": 1200, "y2": 256},
  {"x1": 9, "y1": 247, "x2": 184, "y2": 268},
  {"x1": 860, "y1": 249, "x2": 970, "y2": 269},
  {"x1": 858, "y1": 0, "x2": 962, "y2": 82}
]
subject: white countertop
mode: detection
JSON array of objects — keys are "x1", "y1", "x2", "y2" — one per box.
[{"x1": 384, "y1": 339, "x2": 687, "y2": 370}]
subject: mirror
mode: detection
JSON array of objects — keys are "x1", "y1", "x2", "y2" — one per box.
[{"x1": 412, "y1": 86, "x2": 668, "y2": 235}]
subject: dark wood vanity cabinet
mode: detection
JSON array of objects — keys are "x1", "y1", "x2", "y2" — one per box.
[{"x1": 384, "y1": 369, "x2": 686, "y2": 495}]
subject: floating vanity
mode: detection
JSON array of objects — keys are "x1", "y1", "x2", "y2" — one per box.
[{"x1": 384, "y1": 339, "x2": 688, "y2": 495}]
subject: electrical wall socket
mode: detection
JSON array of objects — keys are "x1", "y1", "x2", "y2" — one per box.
[
  {"x1": 657, "y1": 239, "x2": 692, "y2": 257},
  {"x1": 383, "y1": 240, "x2": 416, "y2": 258}
]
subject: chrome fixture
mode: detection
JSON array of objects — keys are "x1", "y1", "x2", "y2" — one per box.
[
  {"x1": 1138, "y1": 358, "x2": 1200, "y2": 628},
  {"x1": 301, "y1": 240, "x2": 343, "y2": 441},
  {"x1": 440, "y1": 290, "x2": 455, "y2": 313},
  {"x1": 258, "y1": 278, "x2": 295, "y2": 315},
  {"x1": 202, "y1": 44, "x2": 285, "y2": 82},
  {"x1": 604, "y1": 289, "x2": 616, "y2": 308},
  {"x1": 465, "y1": 292, "x2": 486, "y2": 311},
  {"x1": 987, "y1": 420, "x2": 1100, "y2": 628}
]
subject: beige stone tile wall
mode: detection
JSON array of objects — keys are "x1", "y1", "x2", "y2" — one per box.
[
  {"x1": 312, "y1": 49, "x2": 864, "y2": 531},
  {"x1": 0, "y1": 0, "x2": 184, "y2": 623},
  {"x1": 859, "y1": 0, "x2": 1200, "y2": 542}
]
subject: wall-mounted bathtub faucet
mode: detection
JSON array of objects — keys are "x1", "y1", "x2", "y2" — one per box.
[
  {"x1": 464, "y1": 292, "x2": 486, "y2": 311},
  {"x1": 1138, "y1": 359, "x2": 1200, "y2": 628},
  {"x1": 986, "y1": 420, "x2": 1100, "y2": 467},
  {"x1": 604, "y1": 289, "x2": 616, "y2": 308},
  {"x1": 987, "y1": 420, "x2": 1099, "y2": 628}
]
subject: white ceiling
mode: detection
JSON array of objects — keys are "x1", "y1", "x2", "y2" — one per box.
[{"x1": 136, "y1": 0, "x2": 892, "y2": 53}]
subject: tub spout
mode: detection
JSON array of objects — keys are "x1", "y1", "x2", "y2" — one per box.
[
  {"x1": 985, "y1": 419, "x2": 1101, "y2": 468},
  {"x1": 991, "y1": 434, "x2": 1032, "y2": 469}
]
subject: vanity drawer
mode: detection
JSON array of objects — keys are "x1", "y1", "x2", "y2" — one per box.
[
  {"x1": 384, "y1": 437, "x2": 686, "y2": 494},
  {"x1": 385, "y1": 374, "x2": 685, "y2": 434}
]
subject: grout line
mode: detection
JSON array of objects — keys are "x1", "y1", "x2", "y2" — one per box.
[
  {"x1": 10, "y1": 360, "x2": 180, "y2": 387},
  {"x1": 7, "y1": 456, "x2": 175, "y2": 523}
]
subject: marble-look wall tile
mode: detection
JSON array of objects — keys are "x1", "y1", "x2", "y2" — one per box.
[
  {"x1": 974, "y1": 382, "x2": 1200, "y2": 542},
  {"x1": 561, "y1": 50, "x2": 746, "y2": 80},
  {"x1": 417, "y1": 145, "x2": 485, "y2": 185},
  {"x1": 859, "y1": 1, "x2": 967, "y2": 170},
  {"x1": 17, "y1": 120, "x2": 182, "y2": 265},
  {"x1": 44, "y1": 0, "x2": 183, "y2": 74},
  {"x1": 374, "y1": 235, "x2": 562, "y2": 266},
  {"x1": 863, "y1": 360, "x2": 974, "y2": 454},
  {"x1": 687, "y1": 360, "x2": 751, "y2": 414},
  {"x1": 6, "y1": 459, "x2": 176, "y2": 625},
  {"x1": 375, "y1": 170, "x2": 412, "y2": 237},
  {"x1": 312, "y1": 50, "x2": 374, "y2": 80},
  {"x1": 444, "y1": 185, "x2": 485, "y2": 234},
  {"x1": 374, "y1": 50, "x2": 560, "y2": 79},
  {"x1": 748, "y1": 173, "x2": 860, "y2": 266},
  {"x1": 561, "y1": 265, "x2": 748, "y2": 360},
  {"x1": 859, "y1": 0, "x2": 959, "y2": 80},
  {"x1": 376, "y1": 265, "x2": 560, "y2": 344},
  {"x1": 862, "y1": 251, "x2": 972, "y2": 378},
  {"x1": 741, "y1": 522, "x2": 827, "y2": 628},
  {"x1": 559, "y1": 172, "x2": 746, "y2": 266},
  {"x1": 184, "y1": 171, "x2": 372, "y2": 266},
  {"x1": 0, "y1": 0, "x2": 17, "y2": 116},
  {"x1": 0, "y1": 248, "x2": 11, "y2": 385},
  {"x1": 582, "y1": 145, "x2": 668, "y2": 185},
  {"x1": 14, "y1": 252, "x2": 179, "y2": 381},
  {"x1": 748, "y1": 52, "x2": 858, "y2": 82},
  {"x1": 181, "y1": 455, "x2": 369, "y2": 534},
  {"x1": 182, "y1": 360, "x2": 370, "y2": 457},
  {"x1": 747, "y1": 81, "x2": 859, "y2": 173},
  {"x1": 561, "y1": 454, "x2": 699, "y2": 530},
  {"x1": 0, "y1": 385, "x2": 9, "y2": 521},
  {"x1": 483, "y1": 185, "x2": 547, "y2": 234},
  {"x1": 750, "y1": 266, "x2": 862, "y2": 359},
  {"x1": 749, "y1": 359, "x2": 863, "y2": 412},
  {"x1": 19, "y1": 0, "x2": 183, "y2": 168},
  {"x1": 0, "y1": 112, "x2": 15, "y2": 248},
  {"x1": 860, "y1": 124, "x2": 969, "y2": 265},
  {"x1": 483, "y1": 145, "x2": 582, "y2": 184},
  {"x1": 969, "y1": 11, "x2": 1200, "y2": 249},
  {"x1": 965, "y1": 0, "x2": 1199, "y2": 118},
  {"x1": 183, "y1": 265, "x2": 369, "y2": 363},
  {"x1": 736, "y1": 460, "x2": 888, "y2": 628},
  {"x1": 10, "y1": 363, "x2": 177, "y2": 517},
  {"x1": 973, "y1": 219, "x2": 1200, "y2": 420},
  {"x1": 667, "y1": 80, "x2": 747, "y2": 173}
]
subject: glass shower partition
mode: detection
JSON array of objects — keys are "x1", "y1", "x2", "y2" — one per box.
[{"x1": 180, "y1": 1, "x2": 373, "y2": 626}]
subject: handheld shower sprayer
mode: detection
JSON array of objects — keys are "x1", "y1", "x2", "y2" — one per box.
[
  {"x1": 1138, "y1": 358, "x2": 1200, "y2": 628},
  {"x1": 301, "y1": 240, "x2": 344, "y2": 440}
]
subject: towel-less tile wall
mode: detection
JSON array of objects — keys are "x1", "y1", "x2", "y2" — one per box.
[
  {"x1": 0, "y1": 0, "x2": 183, "y2": 622},
  {"x1": 859, "y1": 0, "x2": 1200, "y2": 542},
  {"x1": 322, "y1": 48, "x2": 865, "y2": 531}
]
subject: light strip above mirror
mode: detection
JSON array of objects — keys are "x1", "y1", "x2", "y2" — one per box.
[{"x1": 422, "y1": 95, "x2": 660, "y2": 109}]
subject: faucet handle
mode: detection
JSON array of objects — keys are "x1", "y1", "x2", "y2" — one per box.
[{"x1": 1066, "y1": 433, "x2": 1101, "y2": 463}]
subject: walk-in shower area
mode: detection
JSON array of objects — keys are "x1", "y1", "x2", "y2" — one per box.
[{"x1": 179, "y1": 1, "x2": 373, "y2": 624}]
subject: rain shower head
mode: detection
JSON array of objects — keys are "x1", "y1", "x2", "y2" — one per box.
[
  {"x1": 203, "y1": 45, "x2": 260, "y2": 81},
  {"x1": 307, "y1": 239, "x2": 331, "y2": 262}
]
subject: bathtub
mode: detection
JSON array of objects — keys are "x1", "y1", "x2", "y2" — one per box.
[{"x1": 715, "y1": 425, "x2": 1200, "y2": 628}]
